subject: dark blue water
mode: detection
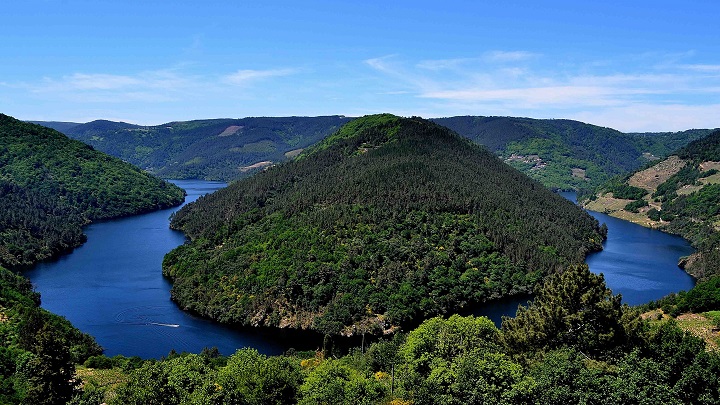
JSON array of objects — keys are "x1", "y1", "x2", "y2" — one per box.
[
  {"x1": 24, "y1": 180, "x2": 324, "y2": 358},
  {"x1": 560, "y1": 191, "x2": 695, "y2": 305},
  {"x1": 25, "y1": 184, "x2": 695, "y2": 358},
  {"x1": 471, "y1": 192, "x2": 695, "y2": 322}
]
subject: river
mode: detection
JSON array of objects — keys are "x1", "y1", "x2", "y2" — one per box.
[{"x1": 25, "y1": 182, "x2": 695, "y2": 358}]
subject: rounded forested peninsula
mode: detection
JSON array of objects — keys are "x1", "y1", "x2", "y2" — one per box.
[{"x1": 165, "y1": 114, "x2": 606, "y2": 335}]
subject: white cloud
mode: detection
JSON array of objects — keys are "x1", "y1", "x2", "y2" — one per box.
[
  {"x1": 223, "y1": 68, "x2": 297, "y2": 85},
  {"x1": 678, "y1": 64, "x2": 720, "y2": 72},
  {"x1": 364, "y1": 52, "x2": 720, "y2": 131},
  {"x1": 570, "y1": 104, "x2": 720, "y2": 132},
  {"x1": 15, "y1": 66, "x2": 300, "y2": 105},
  {"x1": 482, "y1": 50, "x2": 537, "y2": 63}
]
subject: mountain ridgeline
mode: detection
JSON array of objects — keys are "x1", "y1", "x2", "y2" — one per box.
[
  {"x1": 434, "y1": 116, "x2": 711, "y2": 191},
  {"x1": 0, "y1": 114, "x2": 185, "y2": 267},
  {"x1": 37, "y1": 116, "x2": 709, "y2": 191},
  {"x1": 164, "y1": 115, "x2": 606, "y2": 335},
  {"x1": 53, "y1": 116, "x2": 352, "y2": 181}
]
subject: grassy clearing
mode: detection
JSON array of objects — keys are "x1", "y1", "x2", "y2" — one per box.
[
  {"x1": 76, "y1": 366, "x2": 129, "y2": 403},
  {"x1": 644, "y1": 309, "x2": 720, "y2": 351}
]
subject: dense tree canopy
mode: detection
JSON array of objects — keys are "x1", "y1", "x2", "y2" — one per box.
[
  {"x1": 0, "y1": 113, "x2": 185, "y2": 267},
  {"x1": 50, "y1": 116, "x2": 353, "y2": 181},
  {"x1": 434, "y1": 116, "x2": 710, "y2": 191},
  {"x1": 0, "y1": 265, "x2": 102, "y2": 404},
  {"x1": 164, "y1": 114, "x2": 605, "y2": 334},
  {"x1": 78, "y1": 263, "x2": 720, "y2": 404}
]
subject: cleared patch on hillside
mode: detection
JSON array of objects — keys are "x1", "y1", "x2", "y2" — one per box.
[
  {"x1": 505, "y1": 154, "x2": 546, "y2": 171},
  {"x1": 700, "y1": 161, "x2": 720, "y2": 172},
  {"x1": 628, "y1": 155, "x2": 687, "y2": 192},
  {"x1": 584, "y1": 194, "x2": 662, "y2": 228},
  {"x1": 240, "y1": 160, "x2": 273, "y2": 172},
  {"x1": 645, "y1": 310, "x2": 720, "y2": 352},
  {"x1": 571, "y1": 168, "x2": 587, "y2": 179},
  {"x1": 677, "y1": 184, "x2": 703, "y2": 196},
  {"x1": 284, "y1": 148, "x2": 304, "y2": 158},
  {"x1": 219, "y1": 125, "x2": 243, "y2": 136}
]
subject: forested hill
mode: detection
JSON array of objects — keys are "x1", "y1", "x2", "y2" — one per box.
[
  {"x1": 38, "y1": 115, "x2": 708, "y2": 190},
  {"x1": 51, "y1": 116, "x2": 352, "y2": 181},
  {"x1": 164, "y1": 114, "x2": 605, "y2": 335},
  {"x1": 0, "y1": 114, "x2": 185, "y2": 267},
  {"x1": 434, "y1": 116, "x2": 711, "y2": 191},
  {"x1": 583, "y1": 129, "x2": 720, "y2": 281}
]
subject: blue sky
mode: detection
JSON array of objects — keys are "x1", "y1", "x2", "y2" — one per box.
[{"x1": 1, "y1": 1, "x2": 719, "y2": 131}]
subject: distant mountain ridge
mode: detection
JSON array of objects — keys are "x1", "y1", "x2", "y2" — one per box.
[
  {"x1": 433, "y1": 116, "x2": 712, "y2": 190},
  {"x1": 36, "y1": 116, "x2": 711, "y2": 190},
  {"x1": 163, "y1": 114, "x2": 605, "y2": 334},
  {"x1": 43, "y1": 116, "x2": 353, "y2": 181}
]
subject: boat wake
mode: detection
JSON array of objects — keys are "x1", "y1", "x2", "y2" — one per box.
[{"x1": 149, "y1": 322, "x2": 180, "y2": 328}]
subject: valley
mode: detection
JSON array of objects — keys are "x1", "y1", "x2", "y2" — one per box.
[{"x1": 3, "y1": 112, "x2": 719, "y2": 404}]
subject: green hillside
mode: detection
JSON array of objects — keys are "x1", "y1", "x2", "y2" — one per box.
[
  {"x1": 39, "y1": 115, "x2": 708, "y2": 190},
  {"x1": 0, "y1": 113, "x2": 192, "y2": 403},
  {"x1": 55, "y1": 116, "x2": 352, "y2": 181},
  {"x1": 0, "y1": 265, "x2": 102, "y2": 404},
  {"x1": 0, "y1": 114, "x2": 185, "y2": 267},
  {"x1": 164, "y1": 114, "x2": 605, "y2": 335},
  {"x1": 434, "y1": 116, "x2": 711, "y2": 191},
  {"x1": 583, "y1": 129, "x2": 720, "y2": 280}
]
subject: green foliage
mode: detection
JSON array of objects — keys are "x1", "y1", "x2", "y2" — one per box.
[
  {"x1": 650, "y1": 276, "x2": 720, "y2": 315},
  {"x1": 48, "y1": 115, "x2": 709, "y2": 191},
  {"x1": 585, "y1": 129, "x2": 720, "y2": 280},
  {"x1": 502, "y1": 264, "x2": 630, "y2": 359},
  {"x1": 395, "y1": 315, "x2": 533, "y2": 405},
  {"x1": 54, "y1": 116, "x2": 353, "y2": 181},
  {"x1": 434, "y1": 117, "x2": 709, "y2": 190},
  {"x1": 165, "y1": 115, "x2": 604, "y2": 334},
  {"x1": 676, "y1": 129, "x2": 720, "y2": 162},
  {"x1": 214, "y1": 349, "x2": 302, "y2": 404},
  {"x1": 653, "y1": 164, "x2": 704, "y2": 201},
  {"x1": 84, "y1": 291, "x2": 720, "y2": 404},
  {"x1": 299, "y1": 358, "x2": 386, "y2": 405},
  {"x1": 624, "y1": 199, "x2": 648, "y2": 213},
  {"x1": 607, "y1": 182, "x2": 648, "y2": 200},
  {"x1": 0, "y1": 113, "x2": 185, "y2": 267},
  {"x1": 0, "y1": 265, "x2": 102, "y2": 404}
]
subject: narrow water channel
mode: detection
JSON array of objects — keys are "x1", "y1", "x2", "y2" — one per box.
[{"x1": 24, "y1": 183, "x2": 695, "y2": 358}]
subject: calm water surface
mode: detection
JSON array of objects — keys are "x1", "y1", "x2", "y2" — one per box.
[
  {"x1": 25, "y1": 180, "x2": 323, "y2": 358},
  {"x1": 25, "y1": 184, "x2": 695, "y2": 357},
  {"x1": 560, "y1": 191, "x2": 695, "y2": 305}
]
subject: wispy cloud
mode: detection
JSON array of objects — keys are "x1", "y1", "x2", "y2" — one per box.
[
  {"x1": 364, "y1": 51, "x2": 720, "y2": 130},
  {"x1": 483, "y1": 50, "x2": 537, "y2": 63},
  {"x1": 223, "y1": 68, "x2": 298, "y2": 85},
  {"x1": 16, "y1": 66, "x2": 300, "y2": 105},
  {"x1": 678, "y1": 64, "x2": 720, "y2": 72}
]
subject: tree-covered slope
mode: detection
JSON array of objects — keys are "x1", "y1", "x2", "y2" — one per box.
[
  {"x1": 42, "y1": 115, "x2": 708, "y2": 189},
  {"x1": 164, "y1": 114, "x2": 605, "y2": 335},
  {"x1": 434, "y1": 116, "x2": 711, "y2": 191},
  {"x1": 0, "y1": 114, "x2": 185, "y2": 267},
  {"x1": 50, "y1": 116, "x2": 353, "y2": 181},
  {"x1": 0, "y1": 265, "x2": 102, "y2": 404},
  {"x1": 583, "y1": 129, "x2": 720, "y2": 280}
]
